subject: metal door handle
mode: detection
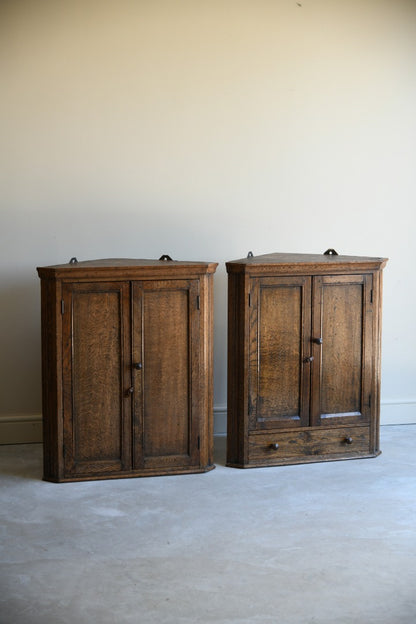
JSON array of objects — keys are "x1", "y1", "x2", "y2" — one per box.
[{"x1": 311, "y1": 337, "x2": 323, "y2": 345}]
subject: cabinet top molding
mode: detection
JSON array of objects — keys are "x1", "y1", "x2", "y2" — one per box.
[
  {"x1": 226, "y1": 252, "x2": 388, "y2": 275},
  {"x1": 37, "y1": 258, "x2": 218, "y2": 279}
]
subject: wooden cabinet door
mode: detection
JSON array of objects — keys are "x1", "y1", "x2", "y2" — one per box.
[
  {"x1": 62, "y1": 282, "x2": 132, "y2": 478},
  {"x1": 132, "y1": 279, "x2": 201, "y2": 470},
  {"x1": 248, "y1": 276, "x2": 312, "y2": 431},
  {"x1": 310, "y1": 274, "x2": 373, "y2": 426}
]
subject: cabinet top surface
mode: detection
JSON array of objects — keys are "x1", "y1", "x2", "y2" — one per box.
[
  {"x1": 37, "y1": 258, "x2": 218, "y2": 279},
  {"x1": 226, "y1": 252, "x2": 388, "y2": 274}
]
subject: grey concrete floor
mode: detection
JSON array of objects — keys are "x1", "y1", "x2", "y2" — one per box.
[{"x1": 1, "y1": 425, "x2": 415, "y2": 624}]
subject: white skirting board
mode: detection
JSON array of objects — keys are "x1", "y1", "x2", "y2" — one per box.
[
  {"x1": 379, "y1": 401, "x2": 416, "y2": 427},
  {"x1": 0, "y1": 414, "x2": 43, "y2": 445},
  {"x1": 0, "y1": 402, "x2": 415, "y2": 444}
]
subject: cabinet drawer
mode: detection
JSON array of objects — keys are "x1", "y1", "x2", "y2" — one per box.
[{"x1": 248, "y1": 427, "x2": 372, "y2": 466}]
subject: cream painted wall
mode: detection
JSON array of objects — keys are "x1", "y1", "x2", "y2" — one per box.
[{"x1": 1, "y1": 0, "x2": 416, "y2": 435}]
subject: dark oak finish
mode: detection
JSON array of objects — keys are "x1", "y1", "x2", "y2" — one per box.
[
  {"x1": 226, "y1": 251, "x2": 387, "y2": 468},
  {"x1": 132, "y1": 279, "x2": 200, "y2": 471},
  {"x1": 38, "y1": 257, "x2": 217, "y2": 482},
  {"x1": 248, "y1": 276, "x2": 311, "y2": 430},
  {"x1": 62, "y1": 281, "x2": 131, "y2": 477}
]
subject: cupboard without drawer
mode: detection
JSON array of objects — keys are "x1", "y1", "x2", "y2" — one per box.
[
  {"x1": 226, "y1": 251, "x2": 388, "y2": 468},
  {"x1": 37, "y1": 257, "x2": 217, "y2": 482}
]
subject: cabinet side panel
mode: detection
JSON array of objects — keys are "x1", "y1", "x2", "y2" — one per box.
[
  {"x1": 199, "y1": 273, "x2": 215, "y2": 468},
  {"x1": 371, "y1": 271, "x2": 383, "y2": 453},
  {"x1": 142, "y1": 287, "x2": 190, "y2": 458},
  {"x1": 40, "y1": 278, "x2": 63, "y2": 481},
  {"x1": 226, "y1": 273, "x2": 248, "y2": 465}
]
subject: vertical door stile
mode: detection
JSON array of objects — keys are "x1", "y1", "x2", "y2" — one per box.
[
  {"x1": 62, "y1": 285, "x2": 74, "y2": 474},
  {"x1": 189, "y1": 281, "x2": 194, "y2": 458},
  {"x1": 369, "y1": 271, "x2": 381, "y2": 452},
  {"x1": 189, "y1": 279, "x2": 200, "y2": 461},
  {"x1": 310, "y1": 275, "x2": 323, "y2": 427},
  {"x1": 248, "y1": 278, "x2": 258, "y2": 431},
  {"x1": 300, "y1": 276, "x2": 313, "y2": 428},
  {"x1": 362, "y1": 273, "x2": 374, "y2": 424},
  {"x1": 122, "y1": 281, "x2": 133, "y2": 472},
  {"x1": 132, "y1": 281, "x2": 144, "y2": 469}
]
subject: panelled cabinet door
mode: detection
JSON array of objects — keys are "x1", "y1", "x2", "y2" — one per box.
[
  {"x1": 310, "y1": 274, "x2": 373, "y2": 426},
  {"x1": 62, "y1": 282, "x2": 132, "y2": 478},
  {"x1": 132, "y1": 279, "x2": 201, "y2": 470},
  {"x1": 248, "y1": 276, "x2": 312, "y2": 430}
]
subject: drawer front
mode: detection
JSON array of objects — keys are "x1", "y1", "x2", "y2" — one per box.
[{"x1": 248, "y1": 427, "x2": 371, "y2": 466}]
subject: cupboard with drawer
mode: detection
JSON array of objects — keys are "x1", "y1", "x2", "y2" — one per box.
[{"x1": 226, "y1": 251, "x2": 388, "y2": 468}]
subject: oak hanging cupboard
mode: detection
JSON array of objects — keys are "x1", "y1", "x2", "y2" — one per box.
[
  {"x1": 226, "y1": 250, "x2": 388, "y2": 468},
  {"x1": 37, "y1": 256, "x2": 217, "y2": 482}
]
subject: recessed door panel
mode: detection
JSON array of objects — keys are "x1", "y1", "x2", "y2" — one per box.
[{"x1": 249, "y1": 276, "x2": 311, "y2": 430}]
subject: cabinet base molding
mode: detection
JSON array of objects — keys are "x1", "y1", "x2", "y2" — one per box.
[
  {"x1": 227, "y1": 452, "x2": 381, "y2": 469},
  {"x1": 44, "y1": 463, "x2": 215, "y2": 483}
]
